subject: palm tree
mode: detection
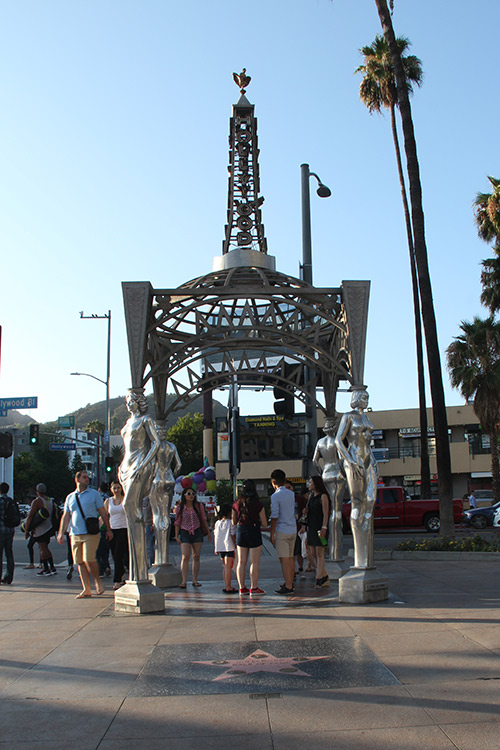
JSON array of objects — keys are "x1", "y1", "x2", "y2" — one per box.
[
  {"x1": 356, "y1": 35, "x2": 431, "y2": 497},
  {"x1": 474, "y1": 176, "x2": 500, "y2": 315},
  {"x1": 447, "y1": 318, "x2": 500, "y2": 504},
  {"x1": 374, "y1": 0, "x2": 453, "y2": 534}
]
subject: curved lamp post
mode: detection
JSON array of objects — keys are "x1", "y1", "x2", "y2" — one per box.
[{"x1": 300, "y1": 164, "x2": 331, "y2": 476}]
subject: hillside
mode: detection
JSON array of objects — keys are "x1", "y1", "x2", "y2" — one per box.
[{"x1": 39, "y1": 393, "x2": 227, "y2": 434}]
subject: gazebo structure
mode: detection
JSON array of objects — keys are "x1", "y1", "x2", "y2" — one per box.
[{"x1": 122, "y1": 80, "x2": 370, "y2": 457}]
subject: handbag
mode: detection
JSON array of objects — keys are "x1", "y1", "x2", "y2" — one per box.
[{"x1": 75, "y1": 493, "x2": 100, "y2": 535}]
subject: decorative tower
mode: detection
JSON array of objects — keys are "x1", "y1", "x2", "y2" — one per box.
[{"x1": 214, "y1": 71, "x2": 275, "y2": 272}]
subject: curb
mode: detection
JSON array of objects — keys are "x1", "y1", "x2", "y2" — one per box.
[{"x1": 373, "y1": 550, "x2": 500, "y2": 562}]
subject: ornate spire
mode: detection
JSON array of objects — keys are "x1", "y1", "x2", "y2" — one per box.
[{"x1": 222, "y1": 71, "x2": 268, "y2": 256}]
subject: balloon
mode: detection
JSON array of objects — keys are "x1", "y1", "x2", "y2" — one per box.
[
  {"x1": 193, "y1": 473, "x2": 204, "y2": 485},
  {"x1": 197, "y1": 481, "x2": 206, "y2": 493},
  {"x1": 180, "y1": 476, "x2": 193, "y2": 489},
  {"x1": 205, "y1": 479, "x2": 217, "y2": 493},
  {"x1": 204, "y1": 469, "x2": 215, "y2": 481}
]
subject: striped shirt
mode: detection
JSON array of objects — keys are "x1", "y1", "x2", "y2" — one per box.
[{"x1": 174, "y1": 503, "x2": 206, "y2": 534}]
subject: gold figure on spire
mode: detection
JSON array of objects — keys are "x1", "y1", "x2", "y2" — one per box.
[{"x1": 233, "y1": 68, "x2": 251, "y2": 94}]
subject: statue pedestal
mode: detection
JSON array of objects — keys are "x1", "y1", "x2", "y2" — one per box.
[
  {"x1": 338, "y1": 567, "x2": 388, "y2": 604},
  {"x1": 114, "y1": 580, "x2": 165, "y2": 614},
  {"x1": 325, "y1": 559, "x2": 350, "y2": 581},
  {"x1": 149, "y1": 564, "x2": 181, "y2": 589}
]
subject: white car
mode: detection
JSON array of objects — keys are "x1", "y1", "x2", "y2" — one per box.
[{"x1": 493, "y1": 508, "x2": 500, "y2": 527}]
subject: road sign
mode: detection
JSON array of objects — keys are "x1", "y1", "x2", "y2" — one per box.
[
  {"x1": 0, "y1": 410, "x2": 7, "y2": 417},
  {"x1": 0, "y1": 397, "x2": 38, "y2": 410},
  {"x1": 58, "y1": 416, "x2": 75, "y2": 428},
  {"x1": 49, "y1": 442, "x2": 77, "y2": 451}
]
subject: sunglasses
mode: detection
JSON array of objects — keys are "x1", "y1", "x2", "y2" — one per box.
[{"x1": 185, "y1": 491, "x2": 195, "y2": 496}]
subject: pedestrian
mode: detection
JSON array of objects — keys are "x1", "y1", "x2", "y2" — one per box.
[
  {"x1": 270, "y1": 470, "x2": 297, "y2": 596},
  {"x1": 205, "y1": 495, "x2": 217, "y2": 530},
  {"x1": 232, "y1": 479, "x2": 267, "y2": 596},
  {"x1": 469, "y1": 491, "x2": 477, "y2": 509},
  {"x1": 305, "y1": 476, "x2": 330, "y2": 588},
  {"x1": 24, "y1": 483, "x2": 57, "y2": 576},
  {"x1": 213, "y1": 503, "x2": 237, "y2": 593},
  {"x1": 0, "y1": 482, "x2": 16, "y2": 585},
  {"x1": 57, "y1": 470, "x2": 113, "y2": 598},
  {"x1": 284, "y1": 480, "x2": 307, "y2": 577},
  {"x1": 174, "y1": 486, "x2": 210, "y2": 588},
  {"x1": 105, "y1": 480, "x2": 129, "y2": 590},
  {"x1": 96, "y1": 482, "x2": 111, "y2": 576}
]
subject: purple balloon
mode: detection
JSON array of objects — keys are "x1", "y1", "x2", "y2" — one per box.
[{"x1": 204, "y1": 469, "x2": 215, "y2": 481}]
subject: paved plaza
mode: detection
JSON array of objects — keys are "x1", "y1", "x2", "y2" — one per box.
[{"x1": 1, "y1": 540, "x2": 500, "y2": 750}]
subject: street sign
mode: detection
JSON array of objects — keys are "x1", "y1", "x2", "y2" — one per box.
[
  {"x1": 104, "y1": 429, "x2": 109, "y2": 443},
  {"x1": 0, "y1": 410, "x2": 7, "y2": 417},
  {"x1": 58, "y1": 416, "x2": 75, "y2": 428},
  {"x1": 49, "y1": 442, "x2": 77, "y2": 451},
  {"x1": 0, "y1": 397, "x2": 38, "y2": 410}
]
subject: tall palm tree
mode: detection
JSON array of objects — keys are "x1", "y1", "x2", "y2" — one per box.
[
  {"x1": 356, "y1": 35, "x2": 431, "y2": 497},
  {"x1": 474, "y1": 176, "x2": 500, "y2": 315},
  {"x1": 374, "y1": 0, "x2": 453, "y2": 534},
  {"x1": 447, "y1": 318, "x2": 500, "y2": 504}
]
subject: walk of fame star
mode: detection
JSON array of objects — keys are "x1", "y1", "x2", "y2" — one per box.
[{"x1": 193, "y1": 649, "x2": 330, "y2": 681}]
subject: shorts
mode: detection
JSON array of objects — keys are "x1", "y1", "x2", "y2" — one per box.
[
  {"x1": 71, "y1": 533, "x2": 100, "y2": 564},
  {"x1": 236, "y1": 525, "x2": 262, "y2": 549},
  {"x1": 179, "y1": 528, "x2": 203, "y2": 544},
  {"x1": 34, "y1": 531, "x2": 52, "y2": 545},
  {"x1": 218, "y1": 551, "x2": 235, "y2": 558},
  {"x1": 275, "y1": 532, "x2": 296, "y2": 558}
]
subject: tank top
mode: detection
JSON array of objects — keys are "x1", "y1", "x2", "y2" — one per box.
[{"x1": 108, "y1": 499, "x2": 127, "y2": 530}]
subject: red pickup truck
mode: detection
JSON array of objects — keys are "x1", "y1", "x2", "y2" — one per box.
[{"x1": 342, "y1": 487, "x2": 464, "y2": 533}]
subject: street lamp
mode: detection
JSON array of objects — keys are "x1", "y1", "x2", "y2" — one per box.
[
  {"x1": 300, "y1": 164, "x2": 331, "y2": 476},
  {"x1": 73, "y1": 309, "x2": 111, "y2": 472}
]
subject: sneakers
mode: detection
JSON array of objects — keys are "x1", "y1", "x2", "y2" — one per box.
[
  {"x1": 275, "y1": 584, "x2": 294, "y2": 595},
  {"x1": 50, "y1": 570, "x2": 58, "y2": 575},
  {"x1": 316, "y1": 575, "x2": 330, "y2": 588},
  {"x1": 250, "y1": 587, "x2": 266, "y2": 596},
  {"x1": 24, "y1": 564, "x2": 35, "y2": 569},
  {"x1": 239, "y1": 587, "x2": 250, "y2": 595},
  {"x1": 36, "y1": 570, "x2": 51, "y2": 576}
]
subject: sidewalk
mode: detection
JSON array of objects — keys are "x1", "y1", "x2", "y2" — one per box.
[{"x1": 1, "y1": 551, "x2": 500, "y2": 749}]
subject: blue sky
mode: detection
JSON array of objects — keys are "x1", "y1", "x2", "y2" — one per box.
[{"x1": 2, "y1": 0, "x2": 498, "y2": 424}]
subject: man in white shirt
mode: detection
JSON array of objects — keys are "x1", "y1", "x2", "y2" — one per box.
[{"x1": 270, "y1": 469, "x2": 297, "y2": 595}]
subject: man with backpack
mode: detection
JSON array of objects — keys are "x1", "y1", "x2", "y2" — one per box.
[{"x1": 0, "y1": 482, "x2": 19, "y2": 585}]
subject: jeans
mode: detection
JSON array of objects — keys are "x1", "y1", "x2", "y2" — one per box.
[{"x1": 0, "y1": 531, "x2": 15, "y2": 583}]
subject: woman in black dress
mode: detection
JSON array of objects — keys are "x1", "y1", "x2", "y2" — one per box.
[{"x1": 305, "y1": 475, "x2": 330, "y2": 588}]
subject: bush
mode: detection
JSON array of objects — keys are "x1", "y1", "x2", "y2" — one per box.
[{"x1": 394, "y1": 534, "x2": 500, "y2": 553}]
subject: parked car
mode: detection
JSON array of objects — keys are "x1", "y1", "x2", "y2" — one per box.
[
  {"x1": 462, "y1": 501, "x2": 500, "y2": 529},
  {"x1": 342, "y1": 487, "x2": 464, "y2": 533}
]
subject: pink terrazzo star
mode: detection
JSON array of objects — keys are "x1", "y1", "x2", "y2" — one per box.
[{"x1": 193, "y1": 649, "x2": 330, "y2": 681}]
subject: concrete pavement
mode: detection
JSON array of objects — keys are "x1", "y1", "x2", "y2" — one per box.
[{"x1": 1, "y1": 543, "x2": 500, "y2": 749}]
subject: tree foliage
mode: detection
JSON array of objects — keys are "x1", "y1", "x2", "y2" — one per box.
[
  {"x1": 447, "y1": 317, "x2": 500, "y2": 503},
  {"x1": 85, "y1": 420, "x2": 105, "y2": 436},
  {"x1": 14, "y1": 433, "x2": 74, "y2": 501},
  {"x1": 166, "y1": 412, "x2": 204, "y2": 474}
]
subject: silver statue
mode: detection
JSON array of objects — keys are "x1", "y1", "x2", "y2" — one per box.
[
  {"x1": 149, "y1": 420, "x2": 182, "y2": 566},
  {"x1": 313, "y1": 416, "x2": 346, "y2": 562},
  {"x1": 335, "y1": 388, "x2": 378, "y2": 569},
  {"x1": 119, "y1": 389, "x2": 161, "y2": 582}
]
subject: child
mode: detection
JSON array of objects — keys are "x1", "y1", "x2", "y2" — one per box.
[{"x1": 214, "y1": 504, "x2": 238, "y2": 594}]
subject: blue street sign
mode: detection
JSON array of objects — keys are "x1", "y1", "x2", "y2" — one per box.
[
  {"x1": 104, "y1": 429, "x2": 109, "y2": 443},
  {"x1": 0, "y1": 397, "x2": 38, "y2": 411},
  {"x1": 0, "y1": 410, "x2": 7, "y2": 417},
  {"x1": 49, "y1": 442, "x2": 77, "y2": 451}
]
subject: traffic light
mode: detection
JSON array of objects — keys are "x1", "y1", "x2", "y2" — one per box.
[
  {"x1": 273, "y1": 385, "x2": 294, "y2": 420},
  {"x1": 0, "y1": 431, "x2": 13, "y2": 458},
  {"x1": 29, "y1": 424, "x2": 39, "y2": 445},
  {"x1": 105, "y1": 456, "x2": 113, "y2": 473}
]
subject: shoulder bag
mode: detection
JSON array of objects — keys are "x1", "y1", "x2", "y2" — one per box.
[{"x1": 75, "y1": 493, "x2": 100, "y2": 535}]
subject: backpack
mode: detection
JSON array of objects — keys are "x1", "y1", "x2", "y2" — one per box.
[{"x1": 3, "y1": 497, "x2": 21, "y2": 528}]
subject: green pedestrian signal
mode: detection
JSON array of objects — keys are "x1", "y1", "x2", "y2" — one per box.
[{"x1": 105, "y1": 456, "x2": 113, "y2": 473}]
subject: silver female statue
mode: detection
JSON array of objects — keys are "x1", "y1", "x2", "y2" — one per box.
[
  {"x1": 313, "y1": 416, "x2": 346, "y2": 562},
  {"x1": 119, "y1": 389, "x2": 161, "y2": 582},
  {"x1": 149, "y1": 420, "x2": 182, "y2": 566},
  {"x1": 335, "y1": 388, "x2": 378, "y2": 569}
]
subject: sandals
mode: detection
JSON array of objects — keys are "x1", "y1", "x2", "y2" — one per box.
[
  {"x1": 96, "y1": 587, "x2": 105, "y2": 596},
  {"x1": 75, "y1": 592, "x2": 92, "y2": 599},
  {"x1": 178, "y1": 583, "x2": 187, "y2": 589},
  {"x1": 192, "y1": 581, "x2": 202, "y2": 587}
]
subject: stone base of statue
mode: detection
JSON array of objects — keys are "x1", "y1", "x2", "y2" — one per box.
[
  {"x1": 114, "y1": 580, "x2": 165, "y2": 614},
  {"x1": 149, "y1": 563, "x2": 181, "y2": 589},
  {"x1": 338, "y1": 567, "x2": 388, "y2": 604},
  {"x1": 325, "y1": 558, "x2": 350, "y2": 580}
]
